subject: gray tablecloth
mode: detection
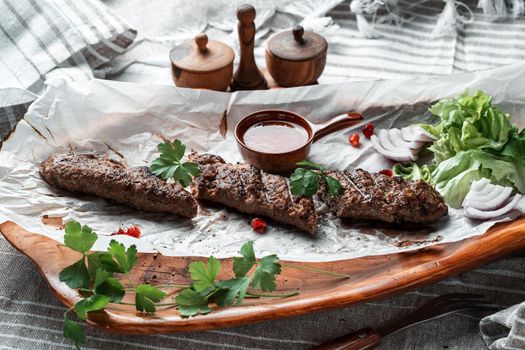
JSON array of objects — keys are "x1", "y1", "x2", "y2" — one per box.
[{"x1": 1, "y1": 0, "x2": 525, "y2": 349}]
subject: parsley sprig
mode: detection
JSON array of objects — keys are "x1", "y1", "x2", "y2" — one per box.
[
  {"x1": 290, "y1": 160, "x2": 344, "y2": 197},
  {"x1": 58, "y1": 221, "x2": 350, "y2": 349},
  {"x1": 150, "y1": 139, "x2": 200, "y2": 187},
  {"x1": 176, "y1": 241, "x2": 282, "y2": 317},
  {"x1": 59, "y1": 221, "x2": 165, "y2": 349}
]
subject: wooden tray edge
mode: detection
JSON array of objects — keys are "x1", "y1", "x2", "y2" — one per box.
[{"x1": 1, "y1": 217, "x2": 525, "y2": 334}]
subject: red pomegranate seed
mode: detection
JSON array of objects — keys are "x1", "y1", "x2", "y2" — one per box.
[
  {"x1": 362, "y1": 123, "x2": 374, "y2": 138},
  {"x1": 250, "y1": 218, "x2": 267, "y2": 234},
  {"x1": 379, "y1": 169, "x2": 393, "y2": 177},
  {"x1": 112, "y1": 227, "x2": 127, "y2": 236},
  {"x1": 349, "y1": 132, "x2": 360, "y2": 147},
  {"x1": 126, "y1": 225, "x2": 141, "y2": 238},
  {"x1": 112, "y1": 225, "x2": 141, "y2": 237}
]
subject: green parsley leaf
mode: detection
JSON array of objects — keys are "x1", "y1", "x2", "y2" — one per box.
[
  {"x1": 150, "y1": 140, "x2": 200, "y2": 187},
  {"x1": 100, "y1": 240, "x2": 137, "y2": 274},
  {"x1": 93, "y1": 268, "x2": 112, "y2": 289},
  {"x1": 325, "y1": 175, "x2": 344, "y2": 196},
  {"x1": 86, "y1": 252, "x2": 110, "y2": 282},
  {"x1": 290, "y1": 168, "x2": 320, "y2": 197},
  {"x1": 290, "y1": 160, "x2": 344, "y2": 197},
  {"x1": 176, "y1": 289, "x2": 212, "y2": 317},
  {"x1": 215, "y1": 277, "x2": 251, "y2": 306},
  {"x1": 296, "y1": 160, "x2": 325, "y2": 170},
  {"x1": 63, "y1": 315, "x2": 86, "y2": 350},
  {"x1": 74, "y1": 294, "x2": 110, "y2": 320},
  {"x1": 63, "y1": 221, "x2": 97, "y2": 254},
  {"x1": 181, "y1": 162, "x2": 200, "y2": 177},
  {"x1": 93, "y1": 268, "x2": 124, "y2": 303},
  {"x1": 233, "y1": 241, "x2": 256, "y2": 277},
  {"x1": 189, "y1": 257, "x2": 221, "y2": 293},
  {"x1": 135, "y1": 284, "x2": 167, "y2": 313},
  {"x1": 252, "y1": 255, "x2": 281, "y2": 292},
  {"x1": 59, "y1": 257, "x2": 90, "y2": 289}
]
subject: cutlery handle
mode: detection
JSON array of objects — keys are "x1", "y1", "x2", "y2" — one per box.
[{"x1": 314, "y1": 327, "x2": 382, "y2": 350}]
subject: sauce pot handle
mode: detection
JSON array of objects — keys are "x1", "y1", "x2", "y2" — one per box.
[{"x1": 311, "y1": 112, "x2": 364, "y2": 143}]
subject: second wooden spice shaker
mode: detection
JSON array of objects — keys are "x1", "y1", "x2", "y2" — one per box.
[{"x1": 265, "y1": 25, "x2": 328, "y2": 87}]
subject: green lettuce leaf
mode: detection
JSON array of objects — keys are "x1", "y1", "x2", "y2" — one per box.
[
  {"x1": 423, "y1": 91, "x2": 514, "y2": 162},
  {"x1": 392, "y1": 163, "x2": 434, "y2": 183},
  {"x1": 414, "y1": 90, "x2": 525, "y2": 207},
  {"x1": 431, "y1": 150, "x2": 524, "y2": 208}
]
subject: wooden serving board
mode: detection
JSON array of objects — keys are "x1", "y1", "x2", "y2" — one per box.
[{"x1": 1, "y1": 218, "x2": 525, "y2": 334}]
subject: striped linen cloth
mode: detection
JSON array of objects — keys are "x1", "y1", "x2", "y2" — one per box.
[
  {"x1": 2, "y1": 0, "x2": 525, "y2": 349},
  {"x1": 0, "y1": 0, "x2": 136, "y2": 140}
]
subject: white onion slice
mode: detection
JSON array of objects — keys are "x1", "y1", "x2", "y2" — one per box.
[
  {"x1": 417, "y1": 127, "x2": 438, "y2": 141},
  {"x1": 470, "y1": 178, "x2": 491, "y2": 192},
  {"x1": 388, "y1": 129, "x2": 425, "y2": 150},
  {"x1": 370, "y1": 134, "x2": 416, "y2": 162},
  {"x1": 464, "y1": 194, "x2": 522, "y2": 220},
  {"x1": 464, "y1": 183, "x2": 500, "y2": 202},
  {"x1": 401, "y1": 126, "x2": 437, "y2": 142},
  {"x1": 378, "y1": 129, "x2": 397, "y2": 150},
  {"x1": 464, "y1": 186, "x2": 513, "y2": 211},
  {"x1": 463, "y1": 179, "x2": 522, "y2": 219}
]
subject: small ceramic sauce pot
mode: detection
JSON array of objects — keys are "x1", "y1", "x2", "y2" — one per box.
[
  {"x1": 169, "y1": 33, "x2": 234, "y2": 91},
  {"x1": 235, "y1": 110, "x2": 363, "y2": 173},
  {"x1": 265, "y1": 26, "x2": 327, "y2": 87}
]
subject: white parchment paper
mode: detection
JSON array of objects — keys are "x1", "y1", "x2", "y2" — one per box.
[{"x1": 1, "y1": 63, "x2": 524, "y2": 261}]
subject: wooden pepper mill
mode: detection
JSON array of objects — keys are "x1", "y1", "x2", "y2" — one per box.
[{"x1": 231, "y1": 4, "x2": 267, "y2": 91}]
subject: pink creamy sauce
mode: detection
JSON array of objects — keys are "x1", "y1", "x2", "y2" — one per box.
[{"x1": 243, "y1": 121, "x2": 309, "y2": 153}]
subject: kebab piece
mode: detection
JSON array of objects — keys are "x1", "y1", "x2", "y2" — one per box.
[
  {"x1": 40, "y1": 152, "x2": 198, "y2": 218},
  {"x1": 319, "y1": 169, "x2": 448, "y2": 224},
  {"x1": 189, "y1": 153, "x2": 318, "y2": 235}
]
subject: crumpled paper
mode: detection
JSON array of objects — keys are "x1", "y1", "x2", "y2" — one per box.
[{"x1": 1, "y1": 63, "x2": 524, "y2": 262}]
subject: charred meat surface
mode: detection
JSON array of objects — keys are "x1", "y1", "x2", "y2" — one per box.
[
  {"x1": 319, "y1": 169, "x2": 448, "y2": 224},
  {"x1": 189, "y1": 153, "x2": 317, "y2": 235},
  {"x1": 40, "y1": 152, "x2": 198, "y2": 218}
]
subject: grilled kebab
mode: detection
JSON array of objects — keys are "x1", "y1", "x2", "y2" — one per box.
[
  {"x1": 189, "y1": 153, "x2": 318, "y2": 235},
  {"x1": 319, "y1": 169, "x2": 448, "y2": 224},
  {"x1": 40, "y1": 152, "x2": 198, "y2": 218}
]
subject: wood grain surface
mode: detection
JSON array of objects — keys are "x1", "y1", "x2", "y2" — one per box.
[
  {"x1": 265, "y1": 25, "x2": 327, "y2": 87},
  {"x1": 1, "y1": 217, "x2": 524, "y2": 334},
  {"x1": 169, "y1": 33, "x2": 234, "y2": 91}
]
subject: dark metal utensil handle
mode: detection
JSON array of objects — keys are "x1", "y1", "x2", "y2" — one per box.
[{"x1": 313, "y1": 327, "x2": 382, "y2": 350}]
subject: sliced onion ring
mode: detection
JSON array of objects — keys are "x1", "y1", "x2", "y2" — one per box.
[
  {"x1": 463, "y1": 179, "x2": 522, "y2": 219},
  {"x1": 464, "y1": 186, "x2": 513, "y2": 211},
  {"x1": 388, "y1": 129, "x2": 425, "y2": 150},
  {"x1": 470, "y1": 178, "x2": 491, "y2": 192},
  {"x1": 464, "y1": 194, "x2": 522, "y2": 220},
  {"x1": 464, "y1": 183, "x2": 501, "y2": 203},
  {"x1": 370, "y1": 135, "x2": 416, "y2": 162},
  {"x1": 401, "y1": 126, "x2": 437, "y2": 142}
]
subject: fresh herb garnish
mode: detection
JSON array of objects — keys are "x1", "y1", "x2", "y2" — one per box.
[
  {"x1": 290, "y1": 160, "x2": 343, "y2": 197},
  {"x1": 176, "y1": 241, "x2": 282, "y2": 317},
  {"x1": 150, "y1": 139, "x2": 200, "y2": 187},
  {"x1": 57, "y1": 222, "x2": 157, "y2": 349},
  {"x1": 135, "y1": 284, "x2": 167, "y2": 313},
  {"x1": 58, "y1": 221, "x2": 350, "y2": 348}
]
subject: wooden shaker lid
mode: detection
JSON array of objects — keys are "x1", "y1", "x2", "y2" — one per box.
[
  {"x1": 266, "y1": 25, "x2": 327, "y2": 62},
  {"x1": 169, "y1": 33, "x2": 234, "y2": 73}
]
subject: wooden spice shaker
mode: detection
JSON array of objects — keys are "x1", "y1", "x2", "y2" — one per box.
[
  {"x1": 231, "y1": 4, "x2": 267, "y2": 91},
  {"x1": 265, "y1": 25, "x2": 328, "y2": 87},
  {"x1": 169, "y1": 33, "x2": 234, "y2": 91}
]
